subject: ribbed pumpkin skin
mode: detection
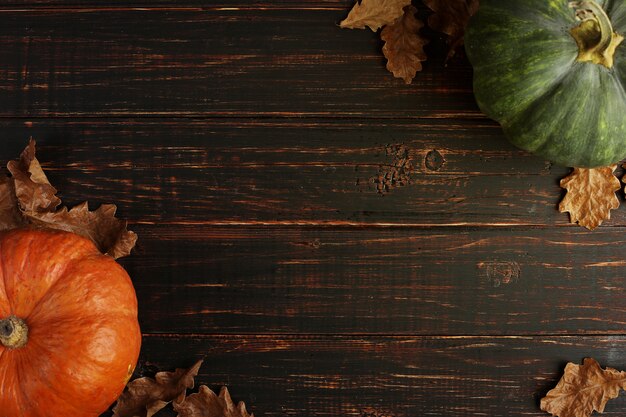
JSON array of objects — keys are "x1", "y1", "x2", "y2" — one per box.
[
  {"x1": 465, "y1": 0, "x2": 626, "y2": 168},
  {"x1": 0, "y1": 229, "x2": 141, "y2": 417}
]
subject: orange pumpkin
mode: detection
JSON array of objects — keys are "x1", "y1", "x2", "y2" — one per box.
[{"x1": 0, "y1": 228, "x2": 141, "y2": 417}]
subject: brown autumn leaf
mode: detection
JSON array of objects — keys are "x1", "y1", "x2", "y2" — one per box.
[
  {"x1": 0, "y1": 139, "x2": 137, "y2": 258},
  {"x1": 7, "y1": 139, "x2": 61, "y2": 213},
  {"x1": 113, "y1": 360, "x2": 204, "y2": 417},
  {"x1": 423, "y1": 0, "x2": 479, "y2": 60},
  {"x1": 340, "y1": 0, "x2": 411, "y2": 32},
  {"x1": 0, "y1": 176, "x2": 22, "y2": 230},
  {"x1": 621, "y1": 163, "x2": 626, "y2": 198},
  {"x1": 30, "y1": 202, "x2": 137, "y2": 259},
  {"x1": 174, "y1": 386, "x2": 254, "y2": 417},
  {"x1": 558, "y1": 165, "x2": 620, "y2": 230},
  {"x1": 540, "y1": 358, "x2": 626, "y2": 417},
  {"x1": 381, "y1": 5, "x2": 428, "y2": 84}
]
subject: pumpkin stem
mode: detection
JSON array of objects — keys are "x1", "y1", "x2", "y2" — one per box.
[
  {"x1": 0, "y1": 316, "x2": 28, "y2": 349},
  {"x1": 569, "y1": 1, "x2": 624, "y2": 68}
]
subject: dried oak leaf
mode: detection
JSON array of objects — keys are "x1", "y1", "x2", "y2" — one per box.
[
  {"x1": 0, "y1": 176, "x2": 22, "y2": 230},
  {"x1": 174, "y1": 386, "x2": 253, "y2": 417},
  {"x1": 621, "y1": 163, "x2": 626, "y2": 198},
  {"x1": 1, "y1": 139, "x2": 137, "y2": 258},
  {"x1": 423, "y1": 0, "x2": 479, "y2": 60},
  {"x1": 113, "y1": 360, "x2": 204, "y2": 417},
  {"x1": 7, "y1": 140, "x2": 61, "y2": 213},
  {"x1": 340, "y1": 0, "x2": 411, "y2": 32},
  {"x1": 31, "y1": 203, "x2": 137, "y2": 260},
  {"x1": 559, "y1": 165, "x2": 620, "y2": 230},
  {"x1": 381, "y1": 5, "x2": 428, "y2": 84},
  {"x1": 540, "y1": 358, "x2": 626, "y2": 417}
]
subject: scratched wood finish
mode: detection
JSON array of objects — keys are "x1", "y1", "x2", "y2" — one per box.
[
  {"x1": 120, "y1": 224, "x2": 626, "y2": 335},
  {"x1": 0, "y1": 121, "x2": 595, "y2": 227},
  {"x1": 0, "y1": 1, "x2": 623, "y2": 417},
  {"x1": 0, "y1": 7, "x2": 475, "y2": 118},
  {"x1": 100, "y1": 335, "x2": 626, "y2": 417},
  {"x1": 1, "y1": 1, "x2": 349, "y2": 7}
]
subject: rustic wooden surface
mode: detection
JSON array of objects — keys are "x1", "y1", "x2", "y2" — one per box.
[{"x1": 1, "y1": 1, "x2": 625, "y2": 416}]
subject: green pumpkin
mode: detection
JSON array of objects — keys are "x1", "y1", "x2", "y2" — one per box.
[{"x1": 465, "y1": 0, "x2": 626, "y2": 167}]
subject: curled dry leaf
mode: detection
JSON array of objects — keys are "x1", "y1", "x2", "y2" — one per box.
[
  {"x1": 113, "y1": 360, "x2": 204, "y2": 417},
  {"x1": 621, "y1": 163, "x2": 626, "y2": 197},
  {"x1": 559, "y1": 165, "x2": 620, "y2": 230},
  {"x1": 423, "y1": 0, "x2": 479, "y2": 60},
  {"x1": 31, "y1": 202, "x2": 137, "y2": 259},
  {"x1": 0, "y1": 139, "x2": 137, "y2": 258},
  {"x1": 174, "y1": 386, "x2": 254, "y2": 417},
  {"x1": 340, "y1": 0, "x2": 411, "y2": 32},
  {"x1": 541, "y1": 358, "x2": 626, "y2": 417},
  {"x1": 0, "y1": 176, "x2": 21, "y2": 230},
  {"x1": 381, "y1": 5, "x2": 428, "y2": 84},
  {"x1": 7, "y1": 141, "x2": 61, "y2": 213}
]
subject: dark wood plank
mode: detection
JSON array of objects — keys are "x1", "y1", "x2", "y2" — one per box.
[
  {"x1": 0, "y1": 7, "x2": 476, "y2": 118},
  {"x1": 102, "y1": 335, "x2": 626, "y2": 416},
  {"x1": 1, "y1": 1, "x2": 349, "y2": 7},
  {"x1": 0, "y1": 119, "x2": 599, "y2": 228},
  {"x1": 4, "y1": 3, "x2": 618, "y2": 417},
  {"x1": 122, "y1": 224, "x2": 626, "y2": 335}
]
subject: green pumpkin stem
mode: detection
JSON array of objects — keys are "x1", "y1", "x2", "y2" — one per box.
[
  {"x1": 0, "y1": 316, "x2": 28, "y2": 349},
  {"x1": 569, "y1": 1, "x2": 623, "y2": 68}
]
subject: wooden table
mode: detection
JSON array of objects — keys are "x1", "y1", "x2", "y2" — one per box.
[{"x1": 1, "y1": 1, "x2": 625, "y2": 416}]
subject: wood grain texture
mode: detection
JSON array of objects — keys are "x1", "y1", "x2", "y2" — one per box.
[
  {"x1": 0, "y1": 119, "x2": 601, "y2": 227},
  {"x1": 100, "y1": 335, "x2": 626, "y2": 417},
  {"x1": 0, "y1": 2, "x2": 623, "y2": 417},
  {"x1": 0, "y1": 7, "x2": 475, "y2": 118},
  {"x1": 0, "y1": 1, "x2": 351, "y2": 7},
  {"x1": 121, "y1": 224, "x2": 626, "y2": 335}
]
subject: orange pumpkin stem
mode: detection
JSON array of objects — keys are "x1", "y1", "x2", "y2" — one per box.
[{"x1": 0, "y1": 316, "x2": 28, "y2": 349}]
